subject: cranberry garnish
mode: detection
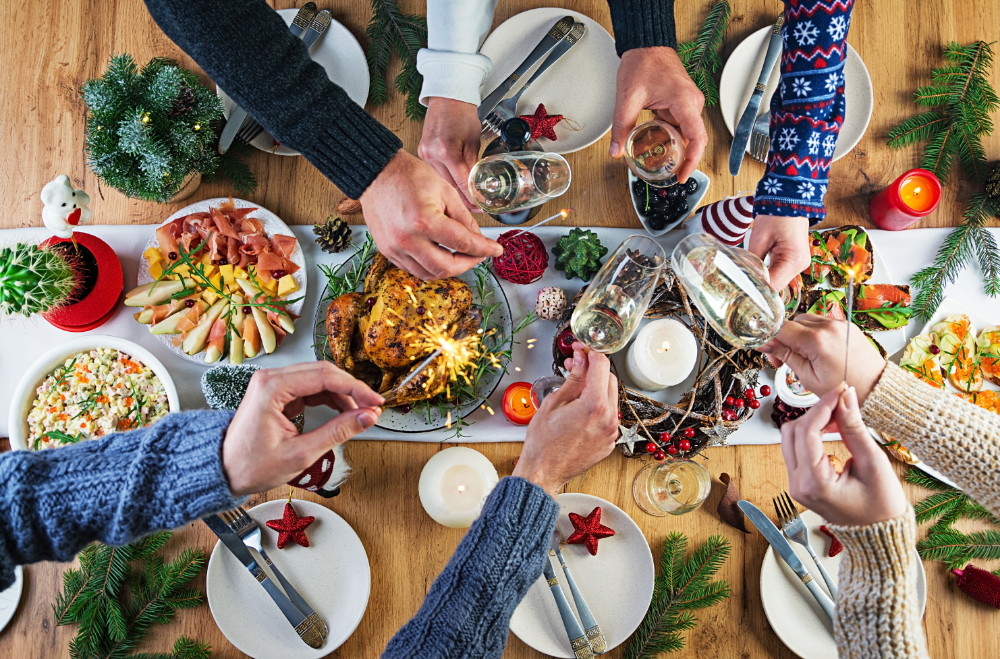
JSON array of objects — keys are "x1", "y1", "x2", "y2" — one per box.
[
  {"x1": 184, "y1": 299, "x2": 195, "y2": 308},
  {"x1": 760, "y1": 385, "x2": 772, "y2": 397},
  {"x1": 416, "y1": 306, "x2": 426, "y2": 315},
  {"x1": 725, "y1": 396, "x2": 735, "y2": 406},
  {"x1": 272, "y1": 270, "x2": 287, "y2": 280},
  {"x1": 678, "y1": 439, "x2": 691, "y2": 451},
  {"x1": 734, "y1": 398, "x2": 745, "y2": 409},
  {"x1": 168, "y1": 251, "x2": 178, "y2": 260},
  {"x1": 929, "y1": 344, "x2": 940, "y2": 355},
  {"x1": 242, "y1": 306, "x2": 251, "y2": 314},
  {"x1": 749, "y1": 399, "x2": 761, "y2": 409},
  {"x1": 653, "y1": 450, "x2": 666, "y2": 461},
  {"x1": 366, "y1": 297, "x2": 376, "y2": 307},
  {"x1": 645, "y1": 442, "x2": 657, "y2": 454},
  {"x1": 399, "y1": 404, "x2": 412, "y2": 414},
  {"x1": 683, "y1": 427, "x2": 695, "y2": 439},
  {"x1": 659, "y1": 431, "x2": 671, "y2": 442},
  {"x1": 218, "y1": 257, "x2": 227, "y2": 265},
  {"x1": 812, "y1": 239, "x2": 820, "y2": 246}
]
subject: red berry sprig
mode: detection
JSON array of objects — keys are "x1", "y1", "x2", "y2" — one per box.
[
  {"x1": 760, "y1": 385, "x2": 772, "y2": 397},
  {"x1": 678, "y1": 439, "x2": 691, "y2": 451},
  {"x1": 734, "y1": 398, "x2": 745, "y2": 409},
  {"x1": 749, "y1": 399, "x2": 761, "y2": 409},
  {"x1": 653, "y1": 450, "x2": 666, "y2": 461},
  {"x1": 645, "y1": 442, "x2": 657, "y2": 454},
  {"x1": 683, "y1": 427, "x2": 695, "y2": 439},
  {"x1": 666, "y1": 444, "x2": 678, "y2": 455}
]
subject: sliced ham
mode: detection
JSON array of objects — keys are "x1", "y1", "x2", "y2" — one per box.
[
  {"x1": 155, "y1": 219, "x2": 183, "y2": 261},
  {"x1": 226, "y1": 237, "x2": 242, "y2": 267},
  {"x1": 210, "y1": 206, "x2": 240, "y2": 240},
  {"x1": 241, "y1": 233, "x2": 270, "y2": 255},
  {"x1": 239, "y1": 217, "x2": 263, "y2": 234},
  {"x1": 271, "y1": 234, "x2": 298, "y2": 260},
  {"x1": 231, "y1": 206, "x2": 258, "y2": 221}
]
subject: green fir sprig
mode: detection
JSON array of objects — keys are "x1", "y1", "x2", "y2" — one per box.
[
  {"x1": 887, "y1": 42, "x2": 1000, "y2": 320},
  {"x1": 53, "y1": 531, "x2": 211, "y2": 659},
  {"x1": 366, "y1": 0, "x2": 427, "y2": 121},
  {"x1": 625, "y1": 533, "x2": 731, "y2": 658},
  {"x1": 676, "y1": 1, "x2": 731, "y2": 107}
]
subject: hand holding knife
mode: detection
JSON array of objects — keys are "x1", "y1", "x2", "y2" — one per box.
[{"x1": 728, "y1": 15, "x2": 784, "y2": 176}]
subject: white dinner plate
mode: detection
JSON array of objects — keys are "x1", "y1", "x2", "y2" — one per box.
[
  {"x1": 217, "y1": 9, "x2": 369, "y2": 156},
  {"x1": 0, "y1": 566, "x2": 22, "y2": 635},
  {"x1": 206, "y1": 500, "x2": 371, "y2": 659},
  {"x1": 720, "y1": 26, "x2": 873, "y2": 162},
  {"x1": 137, "y1": 197, "x2": 307, "y2": 366},
  {"x1": 510, "y1": 493, "x2": 654, "y2": 657},
  {"x1": 760, "y1": 509, "x2": 926, "y2": 659},
  {"x1": 479, "y1": 8, "x2": 619, "y2": 154}
]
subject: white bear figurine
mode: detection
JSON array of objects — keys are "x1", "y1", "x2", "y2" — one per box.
[{"x1": 40, "y1": 175, "x2": 91, "y2": 239}]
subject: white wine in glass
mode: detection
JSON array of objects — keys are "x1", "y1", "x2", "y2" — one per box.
[
  {"x1": 468, "y1": 151, "x2": 571, "y2": 214},
  {"x1": 633, "y1": 459, "x2": 711, "y2": 516},
  {"x1": 571, "y1": 235, "x2": 665, "y2": 353},
  {"x1": 624, "y1": 119, "x2": 686, "y2": 187}
]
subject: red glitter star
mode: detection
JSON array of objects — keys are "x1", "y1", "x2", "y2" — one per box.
[
  {"x1": 519, "y1": 103, "x2": 563, "y2": 141},
  {"x1": 266, "y1": 502, "x2": 315, "y2": 549},
  {"x1": 566, "y1": 506, "x2": 615, "y2": 556}
]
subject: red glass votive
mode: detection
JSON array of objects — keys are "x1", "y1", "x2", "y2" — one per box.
[
  {"x1": 869, "y1": 168, "x2": 942, "y2": 231},
  {"x1": 501, "y1": 381, "x2": 536, "y2": 425}
]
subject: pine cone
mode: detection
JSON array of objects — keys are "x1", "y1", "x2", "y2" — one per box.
[
  {"x1": 313, "y1": 216, "x2": 352, "y2": 253},
  {"x1": 986, "y1": 163, "x2": 1000, "y2": 203},
  {"x1": 168, "y1": 85, "x2": 195, "y2": 118}
]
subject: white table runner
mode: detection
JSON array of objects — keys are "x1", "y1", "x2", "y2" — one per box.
[{"x1": 1, "y1": 224, "x2": 997, "y2": 444}]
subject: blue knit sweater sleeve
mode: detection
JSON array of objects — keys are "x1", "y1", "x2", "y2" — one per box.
[
  {"x1": 0, "y1": 410, "x2": 239, "y2": 591},
  {"x1": 382, "y1": 477, "x2": 559, "y2": 659},
  {"x1": 753, "y1": 0, "x2": 855, "y2": 225}
]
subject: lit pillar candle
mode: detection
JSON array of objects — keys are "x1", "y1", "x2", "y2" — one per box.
[
  {"x1": 625, "y1": 319, "x2": 698, "y2": 391},
  {"x1": 501, "y1": 381, "x2": 536, "y2": 425},
  {"x1": 869, "y1": 168, "x2": 942, "y2": 230},
  {"x1": 418, "y1": 447, "x2": 500, "y2": 528}
]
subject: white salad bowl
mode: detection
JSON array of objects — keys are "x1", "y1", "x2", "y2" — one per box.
[{"x1": 8, "y1": 335, "x2": 180, "y2": 451}]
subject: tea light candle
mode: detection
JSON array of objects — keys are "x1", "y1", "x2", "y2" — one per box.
[
  {"x1": 625, "y1": 319, "x2": 698, "y2": 391},
  {"x1": 869, "y1": 168, "x2": 942, "y2": 230},
  {"x1": 501, "y1": 381, "x2": 536, "y2": 425},
  {"x1": 418, "y1": 447, "x2": 500, "y2": 528}
]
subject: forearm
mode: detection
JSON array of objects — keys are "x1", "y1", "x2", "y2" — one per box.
[
  {"x1": 753, "y1": 0, "x2": 854, "y2": 224},
  {"x1": 607, "y1": 0, "x2": 678, "y2": 56},
  {"x1": 862, "y1": 362, "x2": 1000, "y2": 517},
  {"x1": 0, "y1": 410, "x2": 239, "y2": 590},
  {"x1": 382, "y1": 477, "x2": 558, "y2": 659},
  {"x1": 143, "y1": 0, "x2": 401, "y2": 199},
  {"x1": 829, "y1": 509, "x2": 930, "y2": 659},
  {"x1": 418, "y1": 0, "x2": 498, "y2": 106}
]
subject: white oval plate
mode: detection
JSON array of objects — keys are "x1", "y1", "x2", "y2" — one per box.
[
  {"x1": 0, "y1": 566, "x2": 23, "y2": 635},
  {"x1": 7, "y1": 335, "x2": 181, "y2": 451},
  {"x1": 720, "y1": 26, "x2": 873, "y2": 162},
  {"x1": 479, "y1": 8, "x2": 619, "y2": 154},
  {"x1": 761, "y1": 509, "x2": 926, "y2": 659},
  {"x1": 206, "y1": 500, "x2": 371, "y2": 659},
  {"x1": 137, "y1": 198, "x2": 307, "y2": 366},
  {"x1": 217, "y1": 9, "x2": 369, "y2": 156},
  {"x1": 627, "y1": 169, "x2": 711, "y2": 237},
  {"x1": 510, "y1": 493, "x2": 654, "y2": 658}
]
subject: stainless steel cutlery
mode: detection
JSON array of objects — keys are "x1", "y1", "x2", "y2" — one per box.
[
  {"x1": 749, "y1": 112, "x2": 770, "y2": 163},
  {"x1": 541, "y1": 545, "x2": 594, "y2": 659},
  {"x1": 551, "y1": 529, "x2": 605, "y2": 654},
  {"x1": 728, "y1": 15, "x2": 784, "y2": 175},
  {"x1": 774, "y1": 492, "x2": 838, "y2": 599}
]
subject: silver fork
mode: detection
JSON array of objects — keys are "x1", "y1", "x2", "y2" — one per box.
[
  {"x1": 773, "y1": 493, "x2": 838, "y2": 599},
  {"x1": 749, "y1": 113, "x2": 770, "y2": 162},
  {"x1": 234, "y1": 117, "x2": 265, "y2": 147},
  {"x1": 221, "y1": 507, "x2": 329, "y2": 642}
]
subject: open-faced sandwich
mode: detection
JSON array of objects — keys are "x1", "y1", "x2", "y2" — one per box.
[
  {"x1": 802, "y1": 225, "x2": 874, "y2": 289},
  {"x1": 852, "y1": 284, "x2": 912, "y2": 331},
  {"x1": 899, "y1": 333, "x2": 945, "y2": 389},
  {"x1": 802, "y1": 289, "x2": 847, "y2": 319},
  {"x1": 931, "y1": 314, "x2": 983, "y2": 393},
  {"x1": 977, "y1": 326, "x2": 1000, "y2": 386},
  {"x1": 864, "y1": 332, "x2": 888, "y2": 359}
]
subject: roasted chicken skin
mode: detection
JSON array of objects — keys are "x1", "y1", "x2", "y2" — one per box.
[{"x1": 325, "y1": 292, "x2": 365, "y2": 371}]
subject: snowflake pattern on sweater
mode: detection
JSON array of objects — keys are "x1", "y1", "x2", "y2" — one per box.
[{"x1": 753, "y1": 0, "x2": 854, "y2": 225}]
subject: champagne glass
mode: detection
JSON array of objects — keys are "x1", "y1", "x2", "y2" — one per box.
[
  {"x1": 671, "y1": 233, "x2": 784, "y2": 349},
  {"x1": 624, "y1": 119, "x2": 686, "y2": 187},
  {"x1": 468, "y1": 151, "x2": 571, "y2": 214},
  {"x1": 530, "y1": 375, "x2": 565, "y2": 409},
  {"x1": 570, "y1": 235, "x2": 665, "y2": 353},
  {"x1": 632, "y1": 458, "x2": 711, "y2": 516}
]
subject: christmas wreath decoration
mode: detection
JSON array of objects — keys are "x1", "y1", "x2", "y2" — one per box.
[{"x1": 552, "y1": 270, "x2": 769, "y2": 460}]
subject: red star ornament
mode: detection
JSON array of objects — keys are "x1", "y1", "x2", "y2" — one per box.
[
  {"x1": 266, "y1": 502, "x2": 315, "y2": 549},
  {"x1": 519, "y1": 103, "x2": 563, "y2": 141},
  {"x1": 566, "y1": 506, "x2": 615, "y2": 556}
]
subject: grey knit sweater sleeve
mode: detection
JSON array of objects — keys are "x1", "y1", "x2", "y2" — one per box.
[
  {"x1": 0, "y1": 410, "x2": 239, "y2": 591},
  {"x1": 607, "y1": 0, "x2": 678, "y2": 56},
  {"x1": 143, "y1": 0, "x2": 403, "y2": 200},
  {"x1": 382, "y1": 477, "x2": 559, "y2": 659}
]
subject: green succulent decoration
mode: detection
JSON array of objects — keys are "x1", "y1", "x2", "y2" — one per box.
[
  {"x1": 552, "y1": 228, "x2": 608, "y2": 281},
  {"x1": 0, "y1": 243, "x2": 80, "y2": 317}
]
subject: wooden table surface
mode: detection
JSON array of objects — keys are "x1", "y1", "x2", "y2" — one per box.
[{"x1": 2, "y1": 1, "x2": 999, "y2": 658}]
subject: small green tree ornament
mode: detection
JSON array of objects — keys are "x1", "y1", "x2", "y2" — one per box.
[
  {"x1": 0, "y1": 243, "x2": 80, "y2": 317},
  {"x1": 552, "y1": 228, "x2": 608, "y2": 281}
]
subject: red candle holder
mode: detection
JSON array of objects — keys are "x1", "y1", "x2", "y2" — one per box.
[
  {"x1": 40, "y1": 232, "x2": 123, "y2": 332},
  {"x1": 501, "y1": 381, "x2": 536, "y2": 425},
  {"x1": 869, "y1": 168, "x2": 942, "y2": 231}
]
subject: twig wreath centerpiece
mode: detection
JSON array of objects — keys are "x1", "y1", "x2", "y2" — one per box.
[{"x1": 552, "y1": 271, "x2": 769, "y2": 459}]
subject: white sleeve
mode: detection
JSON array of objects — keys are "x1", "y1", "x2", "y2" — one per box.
[{"x1": 417, "y1": 0, "x2": 499, "y2": 106}]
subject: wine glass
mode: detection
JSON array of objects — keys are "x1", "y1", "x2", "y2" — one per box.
[
  {"x1": 570, "y1": 235, "x2": 665, "y2": 353},
  {"x1": 468, "y1": 151, "x2": 571, "y2": 214},
  {"x1": 624, "y1": 119, "x2": 686, "y2": 187},
  {"x1": 632, "y1": 458, "x2": 711, "y2": 516},
  {"x1": 530, "y1": 375, "x2": 565, "y2": 409},
  {"x1": 671, "y1": 233, "x2": 784, "y2": 349}
]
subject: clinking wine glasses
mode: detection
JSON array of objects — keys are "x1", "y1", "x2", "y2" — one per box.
[
  {"x1": 671, "y1": 233, "x2": 784, "y2": 349},
  {"x1": 624, "y1": 119, "x2": 686, "y2": 187},
  {"x1": 468, "y1": 151, "x2": 571, "y2": 215}
]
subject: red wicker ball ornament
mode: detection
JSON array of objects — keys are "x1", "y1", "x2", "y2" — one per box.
[{"x1": 493, "y1": 230, "x2": 548, "y2": 285}]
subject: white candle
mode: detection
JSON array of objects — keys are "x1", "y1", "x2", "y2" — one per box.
[
  {"x1": 418, "y1": 447, "x2": 499, "y2": 528},
  {"x1": 625, "y1": 319, "x2": 698, "y2": 391}
]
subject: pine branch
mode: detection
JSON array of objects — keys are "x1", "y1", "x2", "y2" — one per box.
[
  {"x1": 913, "y1": 490, "x2": 967, "y2": 525},
  {"x1": 886, "y1": 112, "x2": 948, "y2": 148},
  {"x1": 905, "y1": 468, "x2": 954, "y2": 491},
  {"x1": 215, "y1": 140, "x2": 257, "y2": 197},
  {"x1": 366, "y1": 0, "x2": 427, "y2": 121},
  {"x1": 676, "y1": 1, "x2": 731, "y2": 107}
]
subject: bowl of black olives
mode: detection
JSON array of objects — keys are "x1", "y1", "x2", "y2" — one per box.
[{"x1": 628, "y1": 169, "x2": 710, "y2": 237}]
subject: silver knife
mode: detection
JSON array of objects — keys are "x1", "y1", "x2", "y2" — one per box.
[
  {"x1": 728, "y1": 15, "x2": 784, "y2": 176},
  {"x1": 219, "y1": 4, "x2": 318, "y2": 154},
  {"x1": 500, "y1": 22, "x2": 586, "y2": 119},
  {"x1": 541, "y1": 554, "x2": 594, "y2": 659},
  {"x1": 203, "y1": 514, "x2": 326, "y2": 649},
  {"x1": 302, "y1": 9, "x2": 332, "y2": 49},
  {"x1": 478, "y1": 16, "x2": 574, "y2": 121},
  {"x1": 551, "y1": 530, "x2": 605, "y2": 654},
  {"x1": 737, "y1": 501, "x2": 836, "y2": 621}
]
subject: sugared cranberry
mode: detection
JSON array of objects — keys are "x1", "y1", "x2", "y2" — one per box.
[
  {"x1": 744, "y1": 388, "x2": 756, "y2": 399},
  {"x1": 929, "y1": 344, "x2": 940, "y2": 355},
  {"x1": 725, "y1": 396, "x2": 735, "y2": 406},
  {"x1": 184, "y1": 299, "x2": 195, "y2": 308},
  {"x1": 645, "y1": 442, "x2": 657, "y2": 454},
  {"x1": 683, "y1": 427, "x2": 695, "y2": 439},
  {"x1": 679, "y1": 439, "x2": 691, "y2": 451},
  {"x1": 734, "y1": 398, "x2": 745, "y2": 409},
  {"x1": 557, "y1": 328, "x2": 576, "y2": 357},
  {"x1": 666, "y1": 445, "x2": 678, "y2": 456},
  {"x1": 749, "y1": 399, "x2": 761, "y2": 409},
  {"x1": 760, "y1": 385, "x2": 772, "y2": 397},
  {"x1": 272, "y1": 270, "x2": 287, "y2": 280},
  {"x1": 168, "y1": 251, "x2": 178, "y2": 260},
  {"x1": 659, "y1": 431, "x2": 671, "y2": 442},
  {"x1": 242, "y1": 306, "x2": 251, "y2": 314},
  {"x1": 653, "y1": 450, "x2": 666, "y2": 461},
  {"x1": 366, "y1": 297, "x2": 376, "y2": 308},
  {"x1": 812, "y1": 239, "x2": 820, "y2": 246},
  {"x1": 416, "y1": 306, "x2": 426, "y2": 315}
]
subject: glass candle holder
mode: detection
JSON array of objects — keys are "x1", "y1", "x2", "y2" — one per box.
[
  {"x1": 501, "y1": 381, "x2": 536, "y2": 425},
  {"x1": 469, "y1": 151, "x2": 571, "y2": 215},
  {"x1": 633, "y1": 458, "x2": 711, "y2": 516},
  {"x1": 624, "y1": 119, "x2": 686, "y2": 187}
]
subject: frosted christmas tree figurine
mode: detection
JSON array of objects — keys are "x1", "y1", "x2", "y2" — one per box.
[{"x1": 40, "y1": 175, "x2": 91, "y2": 240}]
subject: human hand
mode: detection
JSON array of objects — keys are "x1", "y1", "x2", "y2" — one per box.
[
  {"x1": 781, "y1": 385, "x2": 908, "y2": 526},
  {"x1": 748, "y1": 215, "x2": 811, "y2": 290},
  {"x1": 418, "y1": 97, "x2": 483, "y2": 209},
  {"x1": 360, "y1": 150, "x2": 502, "y2": 280},
  {"x1": 609, "y1": 47, "x2": 707, "y2": 183},
  {"x1": 222, "y1": 362, "x2": 384, "y2": 496},
  {"x1": 514, "y1": 343, "x2": 620, "y2": 496},
  {"x1": 759, "y1": 314, "x2": 886, "y2": 403}
]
